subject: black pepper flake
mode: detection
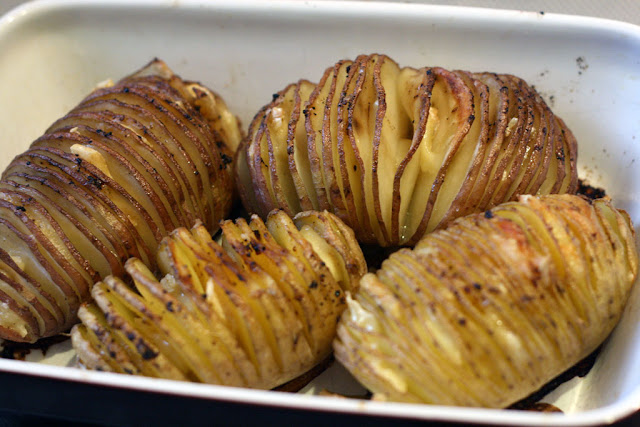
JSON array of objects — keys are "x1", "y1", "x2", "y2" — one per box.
[
  {"x1": 335, "y1": 290, "x2": 341, "y2": 297},
  {"x1": 26, "y1": 161, "x2": 31, "y2": 165},
  {"x1": 219, "y1": 153, "x2": 233, "y2": 169},
  {"x1": 576, "y1": 56, "x2": 588, "y2": 71},
  {"x1": 166, "y1": 301, "x2": 174, "y2": 312},
  {"x1": 484, "y1": 210, "x2": 494, "y2": 219},
  {"x1": 96, "y1": 129, "x2": 112, "y2": 137},
  {"x1": 140, "y1": 346, "x2": 158, "y2": 361},
  {"x1": 345, "y1": 65, "x2": 351, "y2": 73},
  {"x1": 287, "y1": 146, "x2": 294, "y2": 155},
  {"x1": 123, "y1": 87, "x2": 130, "y2": 93},
  {"x1": 250, "y1": 241, "x2": 266, "y2": 254},
  {"x1": 86, "y1": 175, "x2": 105, "y2": 190},
  {"x1": 75, "y1": 158, "x2": 83, "y2": 166},
  {"x1": 194, "y1": 170, "x2": 200, "y2": 176},
  {"x1": 309, "y1": 281, "x2": 318, "y2": 289},
  {"x1": 15, "y1": 206, "x2": 26, "y2": 212}
]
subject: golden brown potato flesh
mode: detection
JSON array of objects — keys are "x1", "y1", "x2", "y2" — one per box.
[
  {"x1": 236, "y1": 54, "x2": 578, "y2": 247},
  {"x1": 334, "y1": 194, "x2": 638, "y2": 408},
  {"x1": 70, "y1": 210, "x2": 366, "y2": 389},
  {"x1": 0, "y1": 59, "x2": 242, "y2": 342}
]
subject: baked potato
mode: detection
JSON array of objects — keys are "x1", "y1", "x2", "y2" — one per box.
[
  {"x1": 0, "y1": 59, "x2": 241, "y2": 342},
  {"x1": 236, "y1": 54, "x2": 578, "y2": 246},
  {"x1": 334, "y1": 194, "x2": 637, "y2": 408},
  {"x1": 71, "y1": 210, "x2": 366, "y2": 389}
]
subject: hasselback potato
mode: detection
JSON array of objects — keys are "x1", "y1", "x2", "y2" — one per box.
[
  {"x1": 0, "y1": 59, "x2": 242, "y2": 342},
  {"x1": 334, "y1": 194, "x2": 638, "y2": 408},
  {"x1": 71, "y1": 210, "x2": 366, "y2": 389},
  {"x1": 236, "y1": 54, "x2": 578, "y2": 247}
]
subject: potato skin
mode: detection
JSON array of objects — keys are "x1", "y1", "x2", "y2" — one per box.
[
  {"x1": 71, "y1": 210, "x2": 366, "y2": 389},
  {"x1": 334, "y1": 194, "x2": 638, "y2": 408},
  {"x1": 0, "y1": 59, "x2": 241, "y2": 342},
  {"x1": 236, "y1": 54, "x2": 578, "y2": 247}
]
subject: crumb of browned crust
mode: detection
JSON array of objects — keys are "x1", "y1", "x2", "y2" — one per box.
[{"x1": 577, "y1": 179, "x2": 606, "y2": 200}]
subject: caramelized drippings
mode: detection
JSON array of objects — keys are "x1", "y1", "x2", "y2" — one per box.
[
  {"x1": 273, "y1": 355, "x2": 335, "y2": 393},
  {"x1": 577, "y1": 179, "x2": 606, "y2": 200},
  {"x1": 509, "y1": 346, "x2": 600, "y2": 410},
  {"x1": 0, "y1": 334, "x2": 69, "y2": 360}
]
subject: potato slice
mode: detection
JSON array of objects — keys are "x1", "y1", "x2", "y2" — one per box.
[
  {"x1": 71, "y1": 210, "x2": 366, "y2": 390},
  {"x1": 0, "y1": 59, "x2": 242, "y2": 342},
  {"x1": 334, "y1": 194, "x2": 638, "y2": 408},
  {"x1": 237, "y1": 54, "x2": 578, "y2": 246}
]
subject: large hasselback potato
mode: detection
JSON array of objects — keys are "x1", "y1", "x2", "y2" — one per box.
[
  {"x1": 334, "y1": 194, "x2": 638, "y2": 408},
  {"x1": 236, "y1": 54, "x2": 578, "y2": 247},
  {"x1": 71, "y1": 210, "x2": 366, "y2": 389},
  {"x1": 0, "y1": 59, "x2": 242, "y2": 342}
]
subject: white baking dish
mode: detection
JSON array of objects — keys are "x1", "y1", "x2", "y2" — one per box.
[{"x1": 0, "y1": 0, "x2": 640, "y2": 425}]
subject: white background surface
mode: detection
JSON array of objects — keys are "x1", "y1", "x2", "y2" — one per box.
[{"x1": 1, "y1": 0, "x2": 640, "y2": 26}]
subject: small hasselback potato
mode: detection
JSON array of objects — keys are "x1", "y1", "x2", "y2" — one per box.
[
  {"x1": 236, "y1": 54, "x2": 578, "y2": 247},
  {"x1": 334, "y1": 194, "x2": 638, "y2": 408},
  {"x1": 71, "y1": 210, "x2": 366, "y2": 389},
  {"x1": 0, "y1": 59, "x2": 242, "y2": 342}
]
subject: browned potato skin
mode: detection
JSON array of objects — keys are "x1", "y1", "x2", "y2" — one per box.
[
  {"x1": 71, "y1": 210, "x2": 366, "y2": 390},
  {"x1": 236, "y1": 54, "x2": 578, "y2": 247},
  {"x1": 0, "y1": 59, "x2": 242, "y2": 342},
  {"x1": 334, "y1": 194, "x2": 637, "y2": 408}
]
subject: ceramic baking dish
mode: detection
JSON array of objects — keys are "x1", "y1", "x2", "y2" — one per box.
[{"x1": 0, "y1": 0, "x2": 640, "y2": 425}]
